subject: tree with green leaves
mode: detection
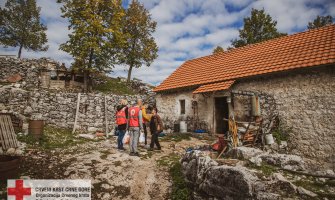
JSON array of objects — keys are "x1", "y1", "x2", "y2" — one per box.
[
  {"x1": 231, "y1": 8, "x2": 286, "y2": 48},
  {"x1": 307, "y1": 15, "x2": 333, "y2": 30},
  {"x1": 58, "y1": 0, "x2": 126, "y2": 92},
  {"x1": 0, "y1": 0, "x2": 48, "y2": 58},
  {"x1": 213, "y1": 46, "x2": 224, "y2": 54},
  {"x1": 120, "y1": 0, "x2": 158, "y2": 82}
]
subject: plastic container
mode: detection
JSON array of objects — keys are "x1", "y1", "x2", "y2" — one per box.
[
  {"x1": 265, "y1": 134, "x2": 274, "y2": 145},
  {"x1": 180, "y1": 121, "x2": 187, "y2": 133}
]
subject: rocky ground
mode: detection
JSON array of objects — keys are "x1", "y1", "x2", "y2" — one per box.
[
  {"x1": 1, "y1": 128, "x2": 334, "y2": 200},
  {"x1": 0, "y1": 129, "x2": 212, "y2": 200},
  {"x1": 182, "y1": 148, "x2": 335, "y2": 200}
]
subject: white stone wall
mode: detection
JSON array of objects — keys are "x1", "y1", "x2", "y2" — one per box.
[
  {"x1": 156, "y1": 90, "x2": 215, "y2": 132},
  {"x1": 232, "y1": 66, "x2": 335, "y2": 169},
  {"x1": 157, "y1": 66, "x2": 335, "y2": 168},
  {"x1": 0, "y1": 88, "x2": 146, "y2": 132}
]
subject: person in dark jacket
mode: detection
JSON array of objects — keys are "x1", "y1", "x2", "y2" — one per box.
[
  {"x1": 116, "y1": 99, "x2": 128, "y2": 150},
  {"x1": 149, "y1": 108, "x2": 162, "y2": 151}
]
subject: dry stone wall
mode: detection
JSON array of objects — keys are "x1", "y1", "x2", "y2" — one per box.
[
  {"x1": 0, "y1": 87, "x2": 145, "y2": 132},
  {"x1": 0, "y1": 57, "x2": 50, "y2": 89},
  {"x1": 232, "y1": 66, "x2": 335, "y2": 169},
  {"x1": 0, "y1": 57, "x2": 153, "y2": 132}
]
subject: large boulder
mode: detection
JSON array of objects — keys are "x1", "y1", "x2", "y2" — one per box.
[
  {"x1": 181, "y1": 151, "x2": 260, "y2": 200},
  {"x1": 260, "y1": 153, "x2": 305, "y2": 171},
  {"x1": 199, "y1": 165, "x2": 259, "y2": 199},
  {"x1": 226, "y1": 147, "x2": 263, "y2": 160}
]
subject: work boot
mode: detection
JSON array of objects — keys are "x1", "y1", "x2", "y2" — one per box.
[
  {"x1": 129, "y1": 152, "x2": 134, "y2": 156},
  {"x1": 156, "y1": 147, "x2": 161, "y2": 151},
  {"x1": 134, "y1": 152, "x2": 140, "y2": 157}
]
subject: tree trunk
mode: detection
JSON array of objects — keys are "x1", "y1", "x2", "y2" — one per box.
[
  {"x1": 127, "y1": 65, "x2": 133, "y2": 83},
  {"x1": 18, "y1": 45, "x2": 23, "y2": 58},
  {"x1": 85, "y1": 48, "x2": 94, "y2": 93},
  {"x1": 83, "y1": 70, "x2": 89, "y2": 93}
]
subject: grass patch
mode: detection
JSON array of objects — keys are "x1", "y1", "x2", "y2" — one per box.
[
  {"x1": 17, "y1": 126, "x2": 92, "y2": 150},
  {"x1": 99, "y1": 150, "x2": 110, "y2": 160},
  {"x1": 141, "y1": 151, "x2": 154, "y2": 160},
  {"x1": 93, "y1": 77, "x2": 134, "y2": 95},
  {"x1": 170, "y1": 162, "x2": 191, "y2": 200},
  {"x1": 156, "y1": 153, "x2": 191, "y2": 200},
  {"x1": 156, "y1": 153, "x2": 180, "y2": 167},
  {"x1": 271, "y1": 122, "x2": 290, "y2": 145},
  {"x1": 294, "y1": 179, "x2": 324, "y2": 192},
  {"x1": 113, "y1": 185, "x2": 131, "y2": 198},
  {"x1": 293, "y1": 178, "x2": 335, "y2": 199},
  {"x1": 160, "y1": 133, "x2": 192, "y2": 143},
  {"x1": 247, "y1": 162, "x2": 277, "y2": 176},
  {"x1": 113, "y1": 161, "x2": 122, "y2": 167}
]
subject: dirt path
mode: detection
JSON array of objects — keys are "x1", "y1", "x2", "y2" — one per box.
[{"x1": 16, "y1": 134, "x2": 211, "y2": 200}]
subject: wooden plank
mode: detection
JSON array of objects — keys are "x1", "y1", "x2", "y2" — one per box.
[
  {"x1": 6, "y1": 115, "x2": 18, "y2": 147},
  {"x1": 216, "y1": 146, "x2": 227, "y2": 159},
  {"x1": 6, "y1": 115, "x2": 16, "y2": 148},
  {"x1": 105, "y1": 95, "x2": 109, "y2": 137},
  {"x1": 3, "y1": 116, "x2": 13, "y2": 148},
  {"x1": 0, "y1": 115, "x2": 18, "y2": 150},
  {"x1": 0, "y1": 117, "x2": 6, "y2": 150},
  {"x1": 0, "y1": 116, "x2": 10, "y2": 149},
  {"x1": 72, "y1": 93, "x2": 81, "y2": 134}
]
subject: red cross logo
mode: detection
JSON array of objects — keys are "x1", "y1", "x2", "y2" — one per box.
[{"x1": 7, "y1": 180, "x2": 31, "y2": 200}]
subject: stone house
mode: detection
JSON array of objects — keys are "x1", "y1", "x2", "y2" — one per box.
[{"x1": 154, "y1": 25, "x2": 335, "y2": 168}]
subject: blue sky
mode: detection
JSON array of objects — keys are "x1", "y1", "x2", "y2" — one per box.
[{"x1": 1, "y1": 0, "x2": 334, "y2": 85}]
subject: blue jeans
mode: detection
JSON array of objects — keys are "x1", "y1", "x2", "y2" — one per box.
[
  {"x1": 117, "y1": 130, "x2": 125, "y2": 149},
  {"x1": 129, "y1": 127, "x2": 140, "y2": 153}
]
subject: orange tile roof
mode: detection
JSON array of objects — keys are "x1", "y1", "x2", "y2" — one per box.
[
  {"x1": 154, "y1": 25, "x2": 335, "y2": 92},
  {"x1": 193, "y1": 80, "x2": 235, "y2": 94}
]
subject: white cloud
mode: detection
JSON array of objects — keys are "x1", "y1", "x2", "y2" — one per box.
[
  {"x1": 1, "y1": 0, "x2": 334, "y2": 85},
  {"x1": 250, "y1": 0, "x2": 323, "y2": 33}
]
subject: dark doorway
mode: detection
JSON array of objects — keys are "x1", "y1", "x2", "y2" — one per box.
[{"x1": 215, "y1": 97, "x2": 229, "y2": 134}]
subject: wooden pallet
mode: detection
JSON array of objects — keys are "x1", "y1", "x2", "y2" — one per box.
[{"x1": 0, "y1": 115, "x2": 19, "y2": 150}]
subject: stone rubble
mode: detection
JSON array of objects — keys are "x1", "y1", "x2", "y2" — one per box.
[
  {"x1": 181, "y1": 150, "x2": 324, "y2": 200},
  {"x1": 228, "y1": 146, "x2": 305, "y2": 171},
  {"x1": 0, "y1": 57, "x2": 154, "y2": 132},
  {"x1": 296, "y1": 186, "x2": 317, "y2": 198}
]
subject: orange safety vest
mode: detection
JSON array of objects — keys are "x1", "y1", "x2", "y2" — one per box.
[
  {"x1": 129, "y1": 106, "x2": 140, "y2": 127},
  {"x1": 116, "y1": 107, "x2": 127, "y2": 125}
]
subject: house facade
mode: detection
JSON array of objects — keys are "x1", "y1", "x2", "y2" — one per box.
[{"x1": 154, "y1": 25, "x2": 335, "y2": 169}]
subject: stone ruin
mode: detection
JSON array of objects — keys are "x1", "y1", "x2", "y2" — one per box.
[{"x1": 0, "y1": 57, "x2": 153, "y2": 133}]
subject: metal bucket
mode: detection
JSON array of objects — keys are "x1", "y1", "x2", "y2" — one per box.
[
  {"x1": 29, "y1": 120, "x2": 44, "y2": 138},
  {"x1": 265, "y1": 134, "x2": 275, "y2": 145},
  {"x1": 0, "y1": 155, "x2": 20, "y2": 181}
]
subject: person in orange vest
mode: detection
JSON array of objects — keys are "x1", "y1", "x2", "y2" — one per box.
[
  {"x1": 116, "y1": 99, "x2": 128, "y2": 150},
  {"x1": 127, "y1": 99, "x2": 143, "y2": 156}
]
